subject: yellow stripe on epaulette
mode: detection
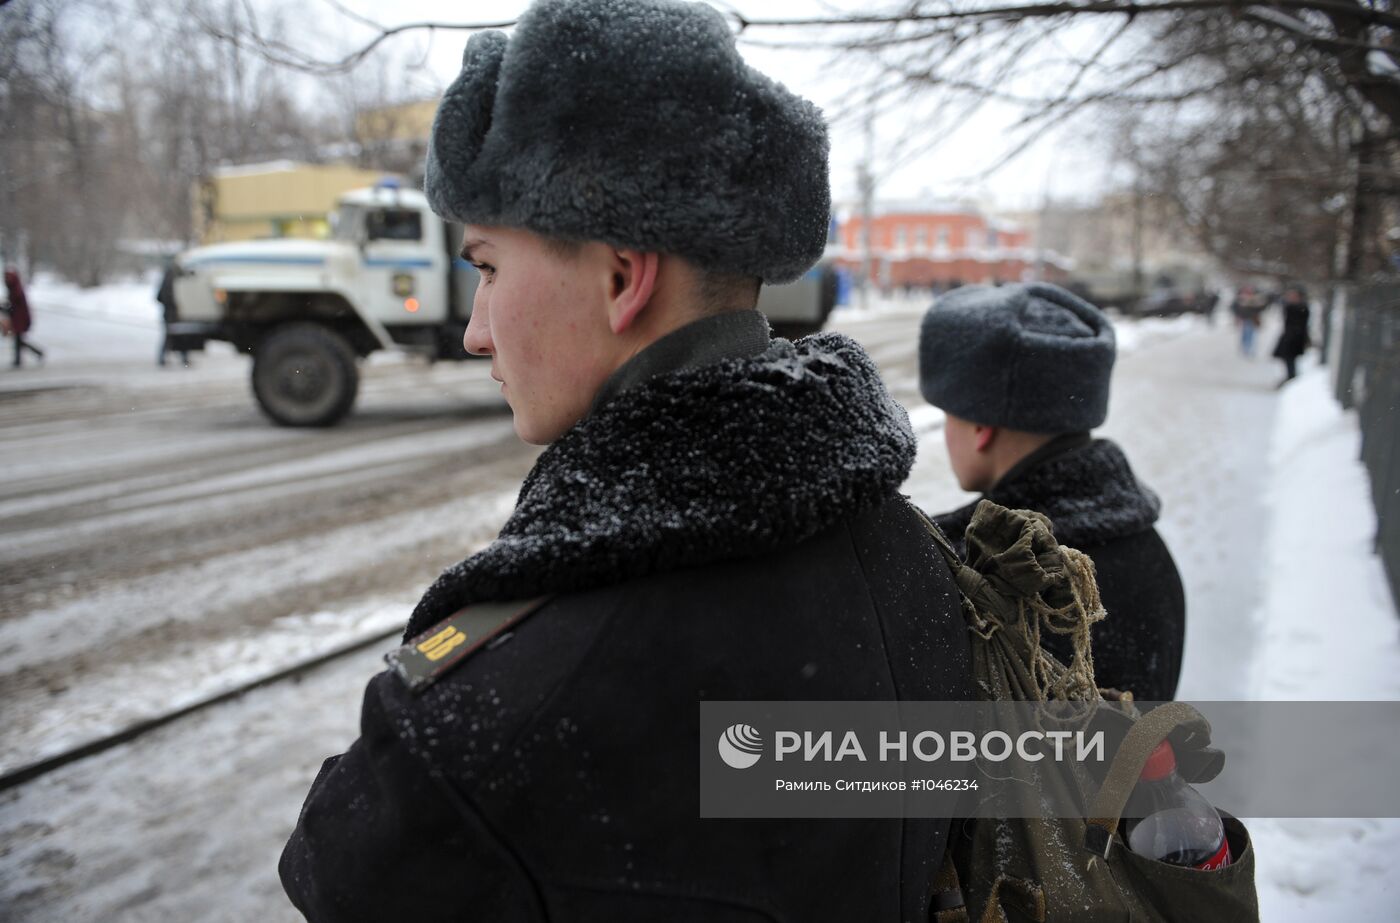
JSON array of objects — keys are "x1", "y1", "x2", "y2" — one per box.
[{"x1": 385, "y1": 597, "x2": 551, "y2": 694}]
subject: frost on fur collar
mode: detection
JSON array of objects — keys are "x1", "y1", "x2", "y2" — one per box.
[
  {"x1": 932, "y1": 439, "x2": 1161, "y2": 555},
  {"x1": 404, "y1": 333, "x2": 914, "y2": 639}
]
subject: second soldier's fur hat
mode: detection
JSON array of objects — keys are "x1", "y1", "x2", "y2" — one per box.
[
  {"x1": 423, "y1": 0, "x2": 830, "y2": 285},
  {"x1": 919, "y1": 283, "x2": 1117, "y2": 433}
]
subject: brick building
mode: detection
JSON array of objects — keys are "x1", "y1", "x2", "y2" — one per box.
[{"x1": 830, "y1": 201, "x2": 1070, "y2": 292}]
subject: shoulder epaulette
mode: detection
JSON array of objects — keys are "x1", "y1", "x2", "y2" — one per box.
[{"x1": 385, "y1": 596, "x2": 551, "y2": 694}]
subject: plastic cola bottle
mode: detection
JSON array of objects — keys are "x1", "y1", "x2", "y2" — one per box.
[{"x1": 1122, "y1": 740, "x2": 1232, "y2": 870}]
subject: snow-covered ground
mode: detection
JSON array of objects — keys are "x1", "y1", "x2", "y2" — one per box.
[
  {"x1": 0, "y1": 282, "x2": 1396, "y2": 919},
  {"x1": 0, "y1": 274, "x2": 531, "y2": 779},
  {"x1": 17, "y1": 272, "x2": 166, "y2": 356},
  {"x1": 1246, "y1": 364, "x2": 1400, "y2": 918}
]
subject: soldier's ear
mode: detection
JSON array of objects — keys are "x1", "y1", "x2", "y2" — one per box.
[
  {"x1": 606, "y1": 248, "x2": 659, "y2": 335},
  {"x1": 974, "y1": 425, "x2": 998, "y2": 453}
]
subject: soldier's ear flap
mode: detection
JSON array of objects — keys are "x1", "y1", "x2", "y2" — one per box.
[{"x1": 425, "y1": 30, "x2": 509, "y2": 223}]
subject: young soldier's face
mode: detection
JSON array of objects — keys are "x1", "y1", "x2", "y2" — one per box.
[{"x1": 460, "y1": 225, "x2": 620, "y2": 444}]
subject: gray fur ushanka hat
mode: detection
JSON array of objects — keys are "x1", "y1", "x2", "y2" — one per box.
[
  {"x1": 919, "y1": 282, "x2": 1116, "y2": 433},
  {"x1": 423, "y1": 0, "x2": 831, "y2": 285}
]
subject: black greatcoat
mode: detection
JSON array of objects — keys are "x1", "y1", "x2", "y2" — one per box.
[
  {"x1": 932, "y1": 434, "x2": 1184, "y2": 702},
  {"x1": 281, "y1": 316, "x2": 974, "y2": 922}
]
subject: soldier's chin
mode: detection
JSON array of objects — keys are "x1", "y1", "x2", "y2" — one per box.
[{"x1": 512, "y1": 409, "x2": 559, "y2": 447}]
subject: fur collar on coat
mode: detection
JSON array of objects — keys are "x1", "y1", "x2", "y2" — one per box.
[
  {"x1": 404, "y1": 332, "x2": 915, "y2": 639},
  {"x1": 932, "y1": 438, "x2": 1161, "y2": 555}
]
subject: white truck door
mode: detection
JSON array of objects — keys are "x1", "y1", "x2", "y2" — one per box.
[{"x1": 360, "y1": 206, "x2": 448, "y2": 326}]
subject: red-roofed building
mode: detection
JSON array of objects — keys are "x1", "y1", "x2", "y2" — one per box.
[{"x1": 830, "y1": 202, "x2": 1070, "y2": 292}]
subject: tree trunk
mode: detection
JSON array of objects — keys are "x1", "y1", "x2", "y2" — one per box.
[{"x1": 1343, "y1": 126, "x2": 1377, "y2": 283}]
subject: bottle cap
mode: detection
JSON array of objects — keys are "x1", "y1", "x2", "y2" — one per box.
[{"x1": 1140, "y1": 740, "x2": 1177, "y2": 781}]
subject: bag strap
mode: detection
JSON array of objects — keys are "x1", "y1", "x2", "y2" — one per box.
[
  {"x1": 1083, "y1": 701, "x2": 1208, "y2": 856},
  {"x1": 930, "y1": 850, "x2": 1049, "y2": 923},
  {"x1": 929, "y1": 851, "x2": 969, "y2": 922},
  {"x1": 908, "y1": 502, "x2": 1004, "y2": 631},
  {"x1": 909, "y1": 500, "x2": 964, "y2": 570}
]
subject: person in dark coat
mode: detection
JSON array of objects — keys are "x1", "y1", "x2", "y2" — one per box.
[
  {"x1": 155, "y1": 261, "x2": 190, "y2": 367},
  {"x1": 919, "y1": 283, "x2": 1185, "y2": 702},
  {"x1": 280, "y1": 2, "x2": 974, "y2": 920},
  {"x1": 3, "y1": 267, "x2": 44, "y2": 368},
  {"x1": 1271, "y1": 283, "x2": 1311, "y2": 386}
]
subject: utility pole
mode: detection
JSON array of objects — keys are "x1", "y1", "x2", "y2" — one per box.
[
  {"x1": 1036, "y1": 157, "x2": 1054, "y2": 282},
  {"x1": 1131, "y1": 175, "x2": 1145, "y2": 304},
  {"x1": 858, "y1": 110, "x2": 875, "y2": 310}
]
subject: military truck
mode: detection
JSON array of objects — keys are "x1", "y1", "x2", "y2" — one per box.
[{"x1": 170, "y1": 180, "x2": 836, "y2": 426}]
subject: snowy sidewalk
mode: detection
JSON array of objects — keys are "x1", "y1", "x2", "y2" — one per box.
[
  {"x1": 1252, "y1": 366, "x2": 1400, "y2": 701},
  {"x1": 1247, "y1": 364, "x2": 1400, "y2": 920}
]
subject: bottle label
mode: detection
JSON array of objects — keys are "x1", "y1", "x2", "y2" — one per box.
[{"x1": 1195, "y1": 838, "x2": 1232, "y2": 871}]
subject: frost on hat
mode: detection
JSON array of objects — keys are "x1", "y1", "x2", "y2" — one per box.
[
  {"x1": 918, "y1": 283, "x2": 1117, "y2": 433},
  {"x1": 423, "y1": 0, "x2": 831, "y2": 285}
]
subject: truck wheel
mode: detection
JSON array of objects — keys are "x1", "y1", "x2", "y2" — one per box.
[{"x1": 252, "y1": 323, "x2": 360, "y2": 427}]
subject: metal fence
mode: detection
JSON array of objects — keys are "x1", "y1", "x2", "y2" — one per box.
[{"x1": 1334, "y1": 283, "x2": 1400, "y2": 611}]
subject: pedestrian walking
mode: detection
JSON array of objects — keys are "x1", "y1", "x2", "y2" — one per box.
[
  {"x1": 1271, "y1": 283, "x2": 1311, "y2": 387},
  {"x1": 2, "y1": 267, "x2": 44, "y2": 368},
  {"x1": 280, "y1": 1, "x2": 973, "y2": 919},
  {"x1": 1230, "y1": 285, "x2": 1268, "y2": 357},
  {"x1": 156, "y1": 261, "x2": 190, "y2": 368},
  {"x1": 919, "y1": 282, "x2": 1186, "y2": 702}
]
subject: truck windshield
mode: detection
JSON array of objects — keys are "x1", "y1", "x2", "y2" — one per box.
[
  {"x1": 330, "y1": 205, "x2": 423, "y2": 242},
  {"x1": 366, "y1": 209, "x2": 423, "y2": 241}
]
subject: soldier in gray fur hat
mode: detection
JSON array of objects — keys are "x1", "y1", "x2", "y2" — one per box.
[
  {"x1": 920, "y1": 282, "x2": 1185, "y2": 702},
  {"x1": 281, "y1": 1, "x2": 974, "y2": 919}
]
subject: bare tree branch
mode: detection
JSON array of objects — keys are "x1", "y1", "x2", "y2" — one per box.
[
  {"x1": 175, "y1": 0, "x2": 1400, "y2": 75},
  {"x1": 731, "y1": 0, "x2": 1400, "y2": 33}
]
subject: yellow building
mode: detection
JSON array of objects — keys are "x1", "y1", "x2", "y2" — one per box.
[
  {"x1": 195, "y1": 161, "x2": 401, "y2": 244},
  {"x1": 355, "y1": 99, "x2": 437, "y2": 145}
]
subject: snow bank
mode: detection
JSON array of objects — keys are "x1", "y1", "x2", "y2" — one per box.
[
  {"x1": 1249, "y1": 363, "x2": 1400, "y2": 919},
  {"x1": 1252, "y1": 364, "x2": 1400, "y2": 700},
  {"x1": 27, "y1": 272, "x2": 164, "y2": 326}
]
